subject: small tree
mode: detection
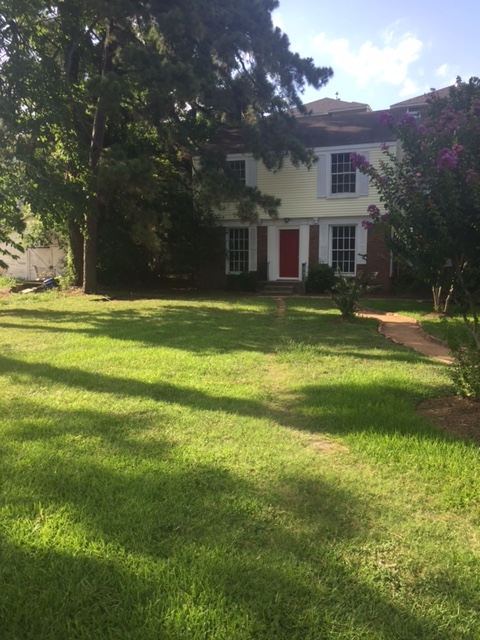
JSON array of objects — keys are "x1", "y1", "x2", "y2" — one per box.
[{"x1": 330, "y1": 270, "x2": 377, "y2": 320}]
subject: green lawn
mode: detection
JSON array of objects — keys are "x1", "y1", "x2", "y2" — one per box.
[
  {"x1": 362, "y1": 297, "x2": 466, "y2": 344},
  {"x1": 1, "y1": 291, "x2": 479, "y2": 639}
]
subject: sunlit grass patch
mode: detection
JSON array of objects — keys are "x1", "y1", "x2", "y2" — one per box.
[{"x1": 0, "y1": 293, "x2": 479, "y2": 639}]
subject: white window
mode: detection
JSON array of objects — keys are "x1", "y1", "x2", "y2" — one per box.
[
  {"x1": 226, "y1": 156, "x2": 256, "y2": 187},
  {"x1": 331, "y1": 225, "x2": 356, "y2": 275},
  {"x1": 228, "y1": 228, "x2": 249, "y2": 273},
  {"x1": 317, "y1": 150, "x2": 369, "y2": 198},
  {"x1": 331, "y1": 153, "x2": 356, "y2": 194},
  {"x1": 227, "y1": 160, "x2": 246, "y2": 185}
]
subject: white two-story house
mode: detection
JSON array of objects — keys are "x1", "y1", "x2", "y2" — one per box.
[{"x1": 196, "y1": 91, "x2": 444, "y2": 292}]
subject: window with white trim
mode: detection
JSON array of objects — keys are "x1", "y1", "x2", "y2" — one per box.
[
  {"x1": 227, "y1": 160, "x2": 246, "y2": 185},
  {"x1": 331, "y1": 153, "x2": 356, "y2": 194},
  {"x1": 227, "y1": 228, "x2": 249, "y2": 272},
  {"x1": 317, "y1": 150, "x2": 370, "y2": 198},
  {"x1": 331, "y1": 225, "x2": 356, "y2": 275}
]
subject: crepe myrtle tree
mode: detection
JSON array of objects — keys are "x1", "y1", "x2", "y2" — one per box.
[{"x1": 350, "y1": 78, "x2": 480, "y2": 346}]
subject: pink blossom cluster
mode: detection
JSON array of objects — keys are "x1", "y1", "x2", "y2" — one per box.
[
  {"x1": 350, "y1": 152, "x2": 371, "y2": 171},
  {"x1": 436, "y1": 145, "x2": 464, "y2": 171},
  {"x1": 362, "y1": 204, "x2": 389, "y2": 230}
]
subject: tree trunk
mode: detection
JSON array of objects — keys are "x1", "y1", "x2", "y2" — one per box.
[
  {"x1": 432, "y1": 285, "x2": 442, "y2": 313},
  {"x1": 83, "y1": 211, "x2": 98, "y2": 293},
  {"x1": 82, "y1": 20, "x2": 114, "y2": 294},
  {"x1": 67, "y1": 216, "x2": 84, "y2": 286}
]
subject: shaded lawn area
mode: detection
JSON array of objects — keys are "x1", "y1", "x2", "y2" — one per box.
[{"x1": 0, "y1": 292, "x2": 479, "y2": 640}]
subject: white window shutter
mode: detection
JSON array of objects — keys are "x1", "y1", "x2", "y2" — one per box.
[
  {"x1": 248, "y1": 226, "x2": 257, "y2": 271},
  {"x1": 317, "y1": 155, "x2": 327, "y2": 197},
  {"x1": 246, "y1": 158, "x2": 257, "y2": 187},
  {"x1": 358, "y1": 151, "x2": 369, "y2": 196},
  {"x1": 357, "y1": 224, "x2": 367, "y2": 264},
  {"x1": 319, "y1": 221, "x2": 329, "y2": 263}
]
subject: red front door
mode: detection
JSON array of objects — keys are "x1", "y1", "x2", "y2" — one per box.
[{"x1": 279, "y1": 229, "x2": 299, "y2": 278}]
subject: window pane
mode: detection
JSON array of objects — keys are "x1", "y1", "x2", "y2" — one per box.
[
  {"x1": 331, "y1": 153, "x2": 356, "y2": 194},
  {"x1": 228, "y1": 228, "x2": 249, "y2": 272},
  {"x1": 227, "y1": 160, "x2": 246, "y2": 184},
  {"x1": 331, "y1": 225, "x2": 356, "y2": 275}
]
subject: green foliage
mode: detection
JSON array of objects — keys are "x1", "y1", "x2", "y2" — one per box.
[
  {"x1": 305, "y1": 263, "x2": 336, "y2": 294},
  {"x1": 446, "y1": 323, "x2": 480, "y2": 399},
  {"x1": 357, "y1": 78, "x2": 480, "y2": 320},
  {"x1": 226, "y1": 271, "x2": 257, "y2": 292},
  {"x1": 331, "y1": 271, "x2": 377, "y2": 320},
  {"x1": 0, "y1": 0, "x2": 332, "y2": 291},
  {"x1": 0, "y1": 273, "x2": 15, "y2": 287}
]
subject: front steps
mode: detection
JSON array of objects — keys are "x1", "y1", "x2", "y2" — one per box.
[{"x1": 257, "y1": 280, "x2": 305, "y2": 295}]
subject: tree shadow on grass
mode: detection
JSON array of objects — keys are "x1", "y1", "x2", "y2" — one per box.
[
  {"x1": 1, "y1": 449, "x2": 463, "y2": 640},
  {"x1": 1, "y1": 359, "x2": 477, "y2": 637},
  {"x1": 0, "y1": 300, "x2": 278, "y2": 354},
  {"x1": 0, "y1": 353, "x2": 456, "y2": 449}
]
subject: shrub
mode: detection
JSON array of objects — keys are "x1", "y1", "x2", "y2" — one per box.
[
  {"x1": 306, "y1": 263, "x2": 336, "y2": 294},
  {"x1": 446, "y1": 323, "x2": 480, "y2": 399},
  {"x1": 226, "y1": 271, "x2": 257, "y2": 292},
  {"x1": 330, "y1": 270, "x2": 377, "y2": 320}
]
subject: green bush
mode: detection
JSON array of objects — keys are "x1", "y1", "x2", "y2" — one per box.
[
  {"x1": 226, "y1": 271, "x2": 257, "y2": 292},
  {"x1": 446, "y1": 323, "x2": 480, "y2": 399},
  {"x1": 0, "y1": 274, "x2": 16, "y2": 288},
  {"x1": 306, "y1": 263, "x2": 337, "y2": 294},
  {"x1": 331, "y1": 270, "x2": 377, "y2": 320}
]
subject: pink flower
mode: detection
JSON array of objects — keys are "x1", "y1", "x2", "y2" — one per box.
[
  {"x1": 436, "y1": 145, "x2": 463, "y2": 171},
  {"x1": 380, "y1": 112, "x2": 395, "y2": 126},
  {"x1": 362, "y1": 219, "x2": 375, "y2": 230},
  {"x1": 350, "y1": 152, "x2": 371, "y2": 171}
]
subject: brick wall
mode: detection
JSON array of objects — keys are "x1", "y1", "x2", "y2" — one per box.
[
  {"x1": 308, "y1": 224, "x2": 319, "y2": 267},
  {"x1": 195, "y1": 227, "x2": 227, "y2": 289},
  {"x1": 364, "y1": 224, "x2": 392, "y2": 292}
]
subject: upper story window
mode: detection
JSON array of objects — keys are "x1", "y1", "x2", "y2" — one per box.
[
  {"x1": 331, "y1": 153, "x2": 356, "y2": 194},
  {"x1": 317, "y1": 150, "x2": 370, "y2": 198},
  {"x1": 227, "y1": 160, "x2": 246, "y2": 185}
]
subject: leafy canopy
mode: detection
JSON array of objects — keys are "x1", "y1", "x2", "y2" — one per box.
[{"x1": 0, "y1": 0, "x2": 332, "y2": 290}]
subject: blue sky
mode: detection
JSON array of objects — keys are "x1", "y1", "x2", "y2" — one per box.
[{"x1": 273, "y1": 0, "x2": 479, "y2": 111}]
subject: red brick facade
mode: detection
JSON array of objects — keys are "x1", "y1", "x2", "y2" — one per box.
[
  {"x1": 364, "y1": 224, "x2": 392, "y2": 292},
  {"x1": 308, "y1": 224, "x2": 319, "y2": 268}
]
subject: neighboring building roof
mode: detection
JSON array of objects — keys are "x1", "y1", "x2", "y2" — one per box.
[
  {"x1": 390, "y1": 86, "x2": 452, "y2": 109},
  {"x1": 292, "y1": 97, "x2": 371, "y2": 116}
]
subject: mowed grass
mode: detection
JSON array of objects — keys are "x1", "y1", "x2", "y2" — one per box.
[{"x1": 0, "y1": 291, "x2": 479, "y2": 640}]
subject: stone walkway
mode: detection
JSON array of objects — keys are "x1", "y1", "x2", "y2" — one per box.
[{"x1": 357, "y1": 309, "x2": 453, "y2": 364}]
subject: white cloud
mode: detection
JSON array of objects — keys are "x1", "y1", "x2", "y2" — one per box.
[
  {"x1": 312, "y1": 31, "x2": 423, "y2": 88},
  {"x1": 436, "y1": 63, "x2": 449, "y2": 78},
  {"x1": 399, "y1": 78, "x2": 421, "y2": 97}
]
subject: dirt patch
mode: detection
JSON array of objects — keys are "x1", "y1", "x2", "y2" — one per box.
[{"x1": 417, "y1": 396, "x2": 480, "y2": 445}]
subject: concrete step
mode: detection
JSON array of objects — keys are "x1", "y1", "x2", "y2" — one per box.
[{"x1": 257, "y1": 281, "x2": 305, "y2": 295}]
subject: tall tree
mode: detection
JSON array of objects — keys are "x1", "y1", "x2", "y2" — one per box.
[{"x1": 0, "y1": 0, "x2": 332, "y2": 292}]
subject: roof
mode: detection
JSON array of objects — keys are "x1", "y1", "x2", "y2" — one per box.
[
  {"x1": 204, "y1": 110, "x2": 395, "y2": 154},
  {"x1": 292, "y1": 97, "x2": 371, "y2": 116},
  {"x1": 390, "y1": 86, "x2": 452, "y2": 108}
]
